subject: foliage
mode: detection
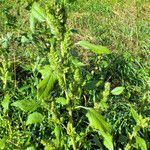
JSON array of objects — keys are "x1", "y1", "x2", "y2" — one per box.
[{"x1": 0, "y1": 0, "x2": 149, "y2": 149}]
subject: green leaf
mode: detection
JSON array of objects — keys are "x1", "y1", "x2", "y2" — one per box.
[
  {"x1": 130, "y1": 107, "x2": 140, "y2": 124},
  {"x1": 136, "y1": 136, "x2": 147, "y2": 150},
  {"x1": 86, "y1": 108, "x2": 111, "y2": 133},
  {"x1": 30, "y1": 14, "x2": 36, "y2": 33},
  {"x1": 26, "y1": 112, "x2": 44, "y2": 125},
  {"x1": 0, "y1": 137, "x2": 7, "y2": 150},
  {"x1": 31, "y1": 2, "x2": 46, "y2": 22},
  {"x1": 11, "y1": 99, "x2": 40, "y2": 112},
  {"x1": 85, "y1": 107, "x2": 113, "y2": 150},
  {"x1": 38, "y1": 66, "x2": 57, "y2": 99},
  {"x1": 111, "y1": 86, "x2": 125, "y2": 95},
  {"x1": 1, "y1": 94, "x2": 10, "y2": 113},
  {"x1": 46, "y1": 13, "x2": 59, "y2": 36},
  {"x1": 78, "y1": 41, "x2": 111, "y2": 54},
  {"x1": 41, "y1": 140, "x2": 54, "y2": 150},
  {"x1": 26, "y1": 146, "x2": 36, "y2": 150},
  {"x1": 21, "y1": 36, "x2": 29, "y2": 44},
  {"x1": 56, "y1": 97, "x2": 68, "y2": 105},
  {"x1": 54, "y1": 125, "x2": 61, "y2": 146},
  {"x1": 44, "y1": 144, "x2": 53, "y2": 150},
  {"x1": 125, "y1": 143, "x2": 131, "y2": 150},
  {"x1": 103, "y1": 133, "x2": 114, "y2": 150},
  {"x1": 71, "y1": 58, "x2": 86, "y2": 67}
]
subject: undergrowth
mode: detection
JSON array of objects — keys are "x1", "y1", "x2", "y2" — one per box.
[{"x1": 0, "y1": 0, "x2": 150, "y2": 150}]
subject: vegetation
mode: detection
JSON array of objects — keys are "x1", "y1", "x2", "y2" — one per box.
[{"x1": 0, "y1": 0, "x2": 149, "y2": 149}]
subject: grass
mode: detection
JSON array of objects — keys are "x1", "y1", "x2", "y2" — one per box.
[
  {"x1": 68, "y1": 0, "x2": 150, "y2": 57},
  {"x1": 0, "y1": 0, "x2": 150, "y2": 149}
]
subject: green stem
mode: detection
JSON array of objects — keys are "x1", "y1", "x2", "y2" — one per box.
[{"x1": 63, "y1": 75, "x2": 77, "y2": 150}]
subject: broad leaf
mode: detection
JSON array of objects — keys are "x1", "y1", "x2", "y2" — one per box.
[
  {"x1": 44, "y1": 144, "x2": 53, "y2": 150},
  {"x1": 86, "y1": 108, "x2": 111, "y2": 133},
  {"x1": 56, "y1": 97, "x2": 68, "y2": 105},
  {"x1": 26, "y1": 112, "x2": 44, "y2": 125},
  {"x1": 0, "y1": 137, "x2": 7, "y2": 150},
  {"x1": 31, "y1": 2, "x2": 46, "y2": 22},
  {"x1": 26, "y1": 146, "x2": 35, "y2": 150},
  {"x1": 11, "y1": 99, "x2": 39, "y2": 112},
  {"x1": 71, "y1": 58, "x2": 86, "y2": 67},
  {"x1": 85, "y1": 107, "x2": 113, "y2": 150},
  {"x1": 38, "y1": 66, "x2": 57, "y2": 99},
  {"x1": 1, "y1": 94, "x2": 10, "y2": 113},
  {"x1": 103, "y1": 133, "x2": 114, "y2": 150},
  {"x1": 78, "y1": 41, "x2": 111, "y2": 54},
  {"x1": 136, "y1": 136, "x2": 147, "y2": 150},
  {"x1": 130, "y1": 107, "x2": 140, "y2": 124},
  {"x1": 111, "y1": 86, "x2": 125, "y2": 95}
]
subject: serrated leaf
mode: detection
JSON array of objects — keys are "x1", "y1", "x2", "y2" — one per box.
[
  {"x1": 136, "y1": 136, "x2": 147, "y2": 150},
  {"x1": 11, "y1": 99, "x2": 39, "y2": 112},
  {"x1": 1, "y1": 94, "x2": 10, "y2": 113},
  {"x1": 31, "y1": 2, "x2": 46, "y2": 22},
  {"x1": 78, "y1": 41, "x2": 111, "y2": 54},
  {"x1": 56, "y1": 97, "x2": 68, "y2": 105},
  {"x1": 26, "y1": 112, "x2": 44, "y2": 125},
  {"x1": 111, "y1": 86, "x2": 125, "y2": 95},
  {"x1": 38, "y1": 66, "x2": 57, "y2": 99}
]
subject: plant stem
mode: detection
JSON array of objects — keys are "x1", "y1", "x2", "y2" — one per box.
[{"x1": 63, "y1": 75, "x2": 77, "y2": 150}]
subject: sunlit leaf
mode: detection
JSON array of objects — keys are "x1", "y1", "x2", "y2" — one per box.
[
  {"x1": 130, "y1": 107, "x2": 140, "y2": 124},
  {"x1": 30, "y1": 14, "x2": 36, "y2": 33},
  {"x1": 85, "y1": 107, "x2": 113, "y2": 150},
  {"x1": 41, "y1": 140, "x2": 54, "y2": 150},
  {"x1": 136, "y1": 136, "x2": 147, "y2": 150},
  {"x1": 78, "y1": 41, "x2": 111, "y2": 54},
  {"x1": 86, "y1": 108, "x2": 111, "y2": 133},
  {"x1": 26, "y1": 146, "x2": 36, "y2": 150},
  {"x1": 54, "y1": 125, "x2": 61, "y2": 145},
  {"x1": 26, "y1": 112, "x2": 44, "y2": 125},
  {"x1": 46, "y1": 13, "x2": 59, "y2": 36},
  {"x1": 71, "y1": 58, "x2": 86, "y2": 67},
  {"x1": 111, "y1": 86, "x2": 125, "y2": 95},
  {"x1": 0, "y1": 137, "x2": 7, "y2": 150},
  {"x1": 56, "y1": 97, "x2": 68, "y2": 105},
  {"x1": 1, "y1": 93, "x2": 10, "y2": 113},
  {"x1": 103, "y1": 133, "x2": 114, "y2": 150},
  {"x1": 11, "y1": 99, "x2": 40, "y2": 112},
  {"x1": 38, "y1": 66, "x2": 57, "y2": 99},
  {"x1": 125, "y1": 143, "x2": 131, "y2": 150},
  {"x1": 31, "y1": 2, "x2": 46, "y2": 22},
  {"x1": 44, "y1": 144, "x2": 54, "y2": 150}
]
